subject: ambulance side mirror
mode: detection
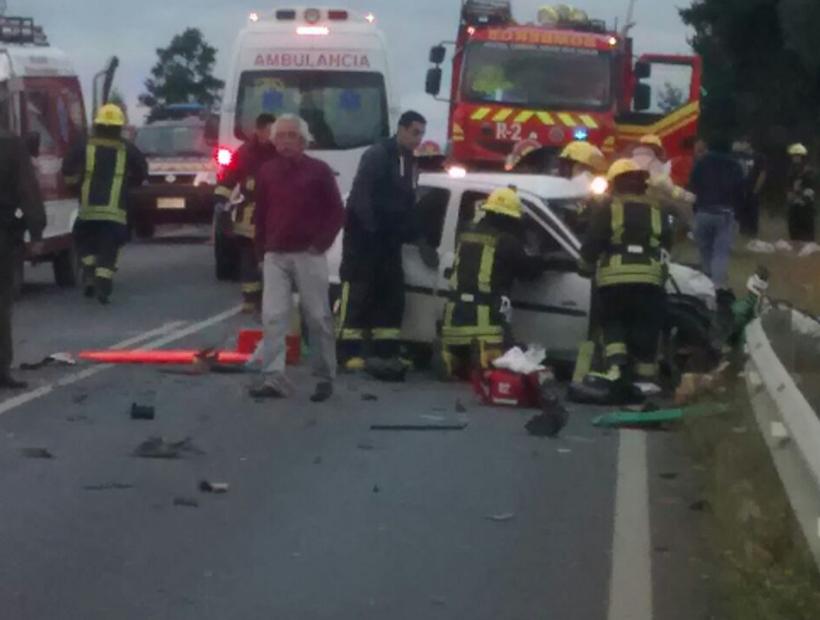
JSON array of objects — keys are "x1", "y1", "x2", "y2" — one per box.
[
  {"x1": 426, "y1": 68, "x2": 443, "y2": 96},
  {"x1": 25, "y1": 131, "x2": 41, "y2": 158},
  {"x1": 429, "y1": 45, "x2": 446, "y2": 65}
]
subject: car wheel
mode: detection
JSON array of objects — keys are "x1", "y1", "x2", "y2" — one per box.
[{"x1": 53, "y1": 245, "x2": 79, "y2": 287}]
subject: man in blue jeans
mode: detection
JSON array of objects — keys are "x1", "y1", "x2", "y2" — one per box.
[{"x1": 688, "y1": 137, "x2": 745, "y2": 297}]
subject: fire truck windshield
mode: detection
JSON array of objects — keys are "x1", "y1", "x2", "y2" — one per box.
[
  {"x1": 235, "y1": 71, "x2": 389, "y2": 150},
  {"x1": 461, "y1": 41, "x2": 612, "y2": 110}
]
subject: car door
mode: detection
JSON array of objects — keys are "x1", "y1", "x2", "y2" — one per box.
[
  {"x1": 400, "y1": 184, "x2": 454, "y2": 343},
  {"x1": 512, "y1": 196, "x2": 590, "y2": 361}
]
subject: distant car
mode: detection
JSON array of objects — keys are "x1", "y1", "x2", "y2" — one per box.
[{"x1": 129, "y1": 115, "x2": 220, "y2": 238}]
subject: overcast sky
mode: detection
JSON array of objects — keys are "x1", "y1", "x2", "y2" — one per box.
[{"x1": 17, "y1": 0, "x2": 692, "y2": 141}]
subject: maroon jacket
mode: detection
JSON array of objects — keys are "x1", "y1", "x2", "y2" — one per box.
[{"x1": 254, "y1": 154, "x2": 345, "y2": 256}]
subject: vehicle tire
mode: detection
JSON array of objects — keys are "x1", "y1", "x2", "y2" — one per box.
[
  {"x1": 53, "y1": 245, "x2": 78, "y2": 288},
  {"x1": 214, "y1": 230, "x2": 239, "y2": 281},
  {"x1": 11, "y1": 244, "x2": 23, "y2": 300},
  {"x1": 134, "y1": 218, "x2": 156, "y2": 240}
]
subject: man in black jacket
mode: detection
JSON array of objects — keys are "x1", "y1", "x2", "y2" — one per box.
[
  {"x1": 336, "y1": 111, "x2": 428, "y2": 370},
  {"x1": 0, "y1": 130, "x2": 47, "y2": 388}
]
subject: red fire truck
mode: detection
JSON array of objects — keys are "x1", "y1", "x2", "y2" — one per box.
[{"x1": 426, "y1": 1, "x2": 702, "y2": 184}]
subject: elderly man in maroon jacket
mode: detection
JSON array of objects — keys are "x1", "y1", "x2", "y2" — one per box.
[{"x1": 252, "y1": 114, "x2": 345, "y2": 402}]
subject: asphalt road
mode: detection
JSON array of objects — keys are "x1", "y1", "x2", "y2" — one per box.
[{"x1": 0, "y1": 227, "x2": 715, "y2": 620}]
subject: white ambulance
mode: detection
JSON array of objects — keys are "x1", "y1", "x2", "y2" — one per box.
[
  {"x1": 1, "y1": 16, "x2": 85, "y2": 294},
  {"x1": 218, "y1": 6, "x2": 398, "y2": 197}
]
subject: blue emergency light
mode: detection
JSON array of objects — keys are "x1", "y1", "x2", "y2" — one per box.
[{"x1": 573, "y1": 127, "x2": 589, "y2": 141}]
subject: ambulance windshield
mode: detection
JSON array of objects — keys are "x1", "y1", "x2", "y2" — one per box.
[{"x1": 235, "y1": 71, "x2": 389, "y2": 150}]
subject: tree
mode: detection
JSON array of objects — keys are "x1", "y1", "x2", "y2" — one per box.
[
  {"x1": 139, "y1": 28, "x2": 224, "y2": 122},
  {"x1": 656, "y1": 82, "x2": 685, "y2": 114}
]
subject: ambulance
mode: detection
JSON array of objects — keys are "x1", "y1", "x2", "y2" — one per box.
[
  {"x1": 0, "y1": 16, "x2": 85, "y2": 294},
  {"x1": 215, "y1": 7, "x2": 398, "y2": 275}
]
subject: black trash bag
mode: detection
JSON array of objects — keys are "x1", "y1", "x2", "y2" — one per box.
[
  {"x1": 525, "y1": 384, "x2": 570, "y2": 438},
  {"x1": 566, "y1": 374, "x2": 645, "y2": 406},
  {"x1": 364, "y1": 357, "x2": 407, "y2": 383}
]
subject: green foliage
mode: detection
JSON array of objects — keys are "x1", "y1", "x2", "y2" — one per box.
[{"x1": 139, "y1": 28, "x2": 224, "y2": 122}]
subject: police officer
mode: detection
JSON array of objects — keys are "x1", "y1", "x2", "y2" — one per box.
[
  {"x1": 337, "y1": 110, "x2": 429, "y2": 370},
  {"x1": 213, "y1": 113, "x2": 277, "y2": 313},
  {"x1": 62, "y1": 104, "x2": 147, "y2": 304},
  {"x1": 785, "y1": 143, "x2": 816, "y2": 242},
  {"x1": 0, "y1": 130, "x2": 46, "y2": 389},
  {"x1": 437, "y1": 187, "x2": 549, "y2": 379},
  {"x1": 579, "y1": 159, "x2": 675, "y2": 386}
]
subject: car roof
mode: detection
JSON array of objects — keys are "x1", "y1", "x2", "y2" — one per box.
[{"x1": 419, "y1": 172, "x2": 589, "y2": 201}]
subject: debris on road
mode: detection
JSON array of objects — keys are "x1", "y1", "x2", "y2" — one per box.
[
  {"x1": 83, "y1": 482, "x2": 134, "y2": 491},
  {"x1": 133, "y1": 436, "x2": 205, "y2": 459},
  {"x1": 660, "y1": 472, "x2": 679, "y2": 480},
  {"x1": 130, "y1": 403, "x2": 156, "y2": 420},
  {"x1": 689, "y1": 499, "x2": 712, "y2": 513},
  {"x1": 65, "y1": 414, "x2": 91, "y2": 423},
  {"x1": 313, "y1": 456, "x2": 323, "y2": 465},
  {"x1": 370, "y1": 423, "x2": 468, "y2": 431},
  {"x1": 199, "y1": 480, "x2": 229, "y2": 494},
  {"x1": 71, "y1": 392, "x2": 89, "y2": 405},
  {"x1": 364, "y1": 358, "x2": 407, "y2": 382},
  {"x1": 455, "y1": 399, "x2": 467, "y2": 413},
  {"x1": 361, "y1": 393, "x2": 379, "y2": 402},
  {"x1": 420, "y1": 414, "x2": 446, "y2": 422},
  {"x1": 524, "y1": 389, "x2": 569, "y2": 438},
  {"x1": 173, "y1": 497, "x2": 199, "y2": 508},
  {"x1": 372, "y1": 484, "x2": 380, "y2": 494},
  {"x1": 485, "y1": 513, "x2": 516, "y2": 522},
  {"x1": 357, "y1": 441, "x2": 375, "y2": 451},
  {"x1": 19, "y1": 352, "x2": 76, "y2": 371},
  {"x1": 556, "y1": 448, "x2": 572, "y2": 454},
  {"x1": 21, "y1": 448, "x2": 54, "y2": 459}
]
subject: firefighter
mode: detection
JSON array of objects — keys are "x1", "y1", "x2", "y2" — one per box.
[
  {"x1": 785, "y1": 143, "x2": 816, "y2": 242},
  {"x1": 437, "y1": 187, "x2": 550, "y2": 379},
  {"x1": 631, "y1": 134, "x2": 695, "y2": 225},
  {"x1": 557, "y1": 140, "x2": 607, "y2": 185},
  {"x1": 213, "y1": 113, "x2": 278, "y2": 313},
  {"x1": 578, "y1": 159, "x2": 675, "y2": 388},
  {"x1": 337, "y1": 111, "x2": 431, "y2": 372},
  {"x1": 62, "y1": 104, "x2": 147, "y2": 304}
]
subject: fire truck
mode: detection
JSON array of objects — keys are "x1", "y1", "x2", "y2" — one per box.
[{"x1": 426, "y1": 1, "x2": 702, "y2": 184}]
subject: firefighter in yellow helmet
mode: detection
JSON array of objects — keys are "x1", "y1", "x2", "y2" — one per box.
[
  {"x1": 436, "y1": 187, "x2": 552, "y2": 379},
  {"x1": 62, "y1": 104, "x2": 147, "y2": 304},
  {"x1": 558, "y1": 140, "x2": 606, "y2": 180},
  {"x1": 631, "y1": 133, "x2": 695, "y2": 226},
  {"x1": 577, "y1": 159, "x2": 676, "y2": 393},
  {"x1": 785, "y1": 143, "x2": 816, "y2": 242}
]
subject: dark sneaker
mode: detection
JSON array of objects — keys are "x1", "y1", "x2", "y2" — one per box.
[
  {"x1": 310, "y1": 381, "x2": 333, "y2": 402},
  {"x1": 249, "y1": 383, "x2": 287, "y2": 399}
]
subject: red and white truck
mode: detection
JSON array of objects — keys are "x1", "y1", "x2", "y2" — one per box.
[{"x1": 426, "y1": 1, "x2": 702, "y2": 184}]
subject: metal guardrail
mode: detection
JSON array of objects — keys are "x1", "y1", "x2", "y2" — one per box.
[{"x1": 745, "y1": 306, "x2": 820, "y2": 570}]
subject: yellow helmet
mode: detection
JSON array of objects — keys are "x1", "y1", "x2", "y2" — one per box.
[
  {"x1": 638, "y1": 133, "x2": 665, "y2": 155},
  {"x1": 606, "y1": 158, "x2": 647, "y2": 182},
  {"x1": 788, "y1": 143, "x2": 808, "y2": 157},
  {"x1": 94, "y1": 103, "x2": 126, "y2": 127},
  {"x1": 559, "y1": 141, "x2": 606, "y2": 172},
  {"x1": 482, "y1": 187, "x2": 522, "y2": 219}
]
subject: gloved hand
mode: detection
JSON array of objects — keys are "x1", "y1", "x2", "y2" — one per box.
[{"x1": 418, "y1": 242, "x2": 440, "y2": 270}]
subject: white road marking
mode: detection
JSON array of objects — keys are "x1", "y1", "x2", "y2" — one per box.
[
  {"x1": 607, "y1": 430, "x2": 653, "y2": 620},
  {"x1": 0, "y1": 307, "x2": 241, "y2": 417}
]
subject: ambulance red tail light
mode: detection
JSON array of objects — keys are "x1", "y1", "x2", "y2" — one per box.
[
  {"x1": 327, "y1": 10, "x2": 349, "y2": 20},
  {"x1": 216, "y1": 147, "x2": 233, "y2": 167}
]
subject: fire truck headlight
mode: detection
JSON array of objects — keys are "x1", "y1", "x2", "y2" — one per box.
[{"x1": 590, "y1": 176, "x2": 609, "y2": 196}]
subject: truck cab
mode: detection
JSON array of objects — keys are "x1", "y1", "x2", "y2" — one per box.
[{"x1": 0, "y1": 16, "x2": 86, "y2": 294}]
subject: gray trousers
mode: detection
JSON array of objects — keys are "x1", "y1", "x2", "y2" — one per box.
[
  {"x1": 260, "y1": 252, "x2": 336, "y2": 384},
  {"x1": 693, "y1": 210, "x2": 735, "y2": 290}
]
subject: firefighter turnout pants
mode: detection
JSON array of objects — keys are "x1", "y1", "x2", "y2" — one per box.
[
  {"x1": 337, "y1": 247, "x2": 405, "y2": 360},
  {"x1": 237, "y1": 236, "x2": 262, "y2": 311},
  {"x1": 438, "y1": 297, "x2": 509, "y2": 379},
  {"x1": 0, "y1": 229, "x2": 17, "y2": 378},
  {"x1": 788, "y1": 202, "x2": 816, "y2": 242},
  {"x1": 597, "y1": 283, "x2": 665, "y2": 381},
  {"x1": 74, "y1": 220, "x2": 128, "y2": 301}
]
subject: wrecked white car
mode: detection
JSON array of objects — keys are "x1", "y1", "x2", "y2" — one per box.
[{"x1": 327, "y1": 172, "x2": 716, "y2": 368}]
